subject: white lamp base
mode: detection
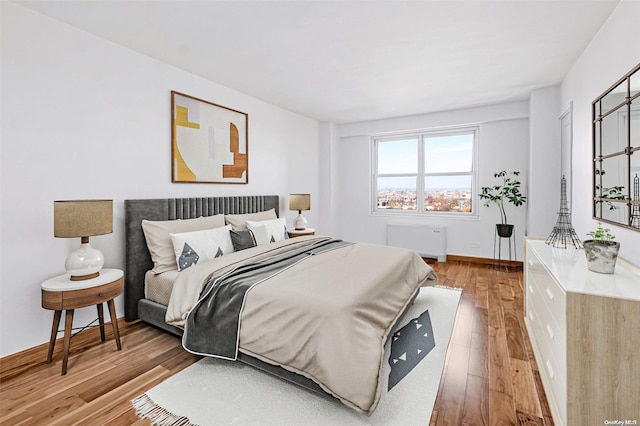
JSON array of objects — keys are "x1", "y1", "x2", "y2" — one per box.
[
  {"x1": 293, "y1": 212, "x2": 308, "y2": 230},
  {"x1": 65, "y1": 242, "x2": 104, "y2": 281}
]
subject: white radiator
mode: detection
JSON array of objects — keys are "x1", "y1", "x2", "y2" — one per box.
[{"x1": 386, "y1": 224, "x2": 447, "y2": 262}]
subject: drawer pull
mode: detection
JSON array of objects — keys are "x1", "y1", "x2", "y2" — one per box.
[
  {"x1": 546, "y1": 288, "x2": 555, "y2": 301},
  {"x1": 528, "y1": 285, "x2": 533, "y2": 294},
  {"x1": 546, "y1": 360, "x2": 555, "y2": 378},
  {"x1": 546, "y1": 323, "x2": 554, "y2": 340},
  {"x1": 528, "y1": 311, "x2": 534, "y2": 321}
]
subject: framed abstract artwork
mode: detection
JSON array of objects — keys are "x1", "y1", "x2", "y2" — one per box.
[{"x1": 171, "y1": 91, "x2": 248, "y2": 184}]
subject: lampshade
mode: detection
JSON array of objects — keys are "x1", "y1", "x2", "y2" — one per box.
[
  {"x1": 54, "y1": 200, "x2": 113, "y2": 281},
  {"x1": 289, "y1": 194, "x2": 311, "y2": 211},
  {"x1": 54, "y1": 200, "x2": 113, "y2": 238}
]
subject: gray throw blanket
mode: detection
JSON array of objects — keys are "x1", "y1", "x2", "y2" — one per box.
[{"x1": 183, "y1": 239, "x2": 351, "y2": 359}]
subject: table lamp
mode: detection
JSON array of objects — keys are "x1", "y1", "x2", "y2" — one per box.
[
  {"x1": 289, "y1": 194, "x2": 311, "y2": 230},
  {"x1": 54, "y1": 200, "x2": 113, "y2": 281}
]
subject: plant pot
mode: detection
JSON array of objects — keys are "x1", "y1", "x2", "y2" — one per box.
[
  {"x1": 583, "y1": 240, "x2": 620, "y2": 274},
  {"x1": 496, "y1": 224, "x2": 514, "y2": 238}
]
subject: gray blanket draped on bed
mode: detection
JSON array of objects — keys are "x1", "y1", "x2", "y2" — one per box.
[{"x1": 183, "y1": 239, "x2": 352, "y2": 359}]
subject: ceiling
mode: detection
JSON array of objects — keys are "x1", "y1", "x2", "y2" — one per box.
[{"x1": 14, "y1": 0, "x2": 620, "y2": 123}]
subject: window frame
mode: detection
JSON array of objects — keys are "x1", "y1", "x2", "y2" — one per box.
[{"x1": 371, "y1": 126, "x2": 479, "y2": 218}]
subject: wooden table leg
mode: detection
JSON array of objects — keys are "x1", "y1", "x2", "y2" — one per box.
[
  {"x1": 47, "y1": 310, "x2": 62, "y2": 363},
  {"x1": 97, "y1": 303, "x2": 106, "y2": 342},
  {"x1": 106, "y1": 299, "x2": 121, "y2": 351},
  {"x1": 62, "y1": 309, "x2": 74, "y2": 375}
]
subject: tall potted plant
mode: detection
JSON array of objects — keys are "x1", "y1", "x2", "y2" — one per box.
[
  {"x1": 583, "y1": 223, "x2": 620, "y2": 274},
  {"x1": 479, "y1": 170, "x2": 527, "y2": 237}
]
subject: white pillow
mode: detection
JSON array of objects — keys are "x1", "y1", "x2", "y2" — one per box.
[
  {"x1": 247, "y1": 225, "x2": 271, "y2": 246},
  {"x1": 246, "y1": 218, "x2": 288, "y2": 246},
  {"x1": 170, "y1": 225, "x2": 234, "y2": 271}
]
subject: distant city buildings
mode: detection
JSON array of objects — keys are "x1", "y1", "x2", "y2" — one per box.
[{"x1": 377, "y1": 188, "x2": 472, "y2": 213}]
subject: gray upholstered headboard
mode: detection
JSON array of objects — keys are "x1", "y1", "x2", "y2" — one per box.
[{"x1": 124, "y1": 195, "x2": 280, "y2": 321}]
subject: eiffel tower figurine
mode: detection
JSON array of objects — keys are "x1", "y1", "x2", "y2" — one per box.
[{"x1": 546, "y1": 175, "x2": 582, "y2": 248}]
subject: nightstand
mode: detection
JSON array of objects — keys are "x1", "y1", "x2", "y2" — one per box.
[
  {"x1": 287, "y1": 228, "x2": 315, "y2": 238},
  {"x1": 41, "y1": 268, "x2": 123, "y2": 375}
]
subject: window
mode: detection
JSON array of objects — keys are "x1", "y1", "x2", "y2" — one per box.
[{"x1": 373, "y1": 128, "x2": 477, "y2": 215}]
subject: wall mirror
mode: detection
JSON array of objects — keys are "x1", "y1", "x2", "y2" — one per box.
[{"x1": 592, "y1": 63, "x2": 640, "y2": 230}]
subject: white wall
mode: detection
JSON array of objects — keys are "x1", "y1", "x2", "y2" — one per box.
[
  {"x1": 330, "y1": 102, "x2": 530, "y2": 261},
  {"x1": 0, "y1": 2, "x2": 319, "y2": 357},
  {"x1": 528, "y1": 86, "x2": 561, "y2": 237},
  {"x1": 318, "y1": 122, "x2": 339, "y2": 236},
  {"x1": 560, "y1": 0, "x2": 640, "y2": 265}
]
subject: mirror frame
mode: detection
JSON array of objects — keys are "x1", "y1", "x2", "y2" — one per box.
[{"x1": 592, "y1": 63, "x2": 640, "y2": 231}]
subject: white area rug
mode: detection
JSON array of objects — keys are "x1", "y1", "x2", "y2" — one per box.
[{"x1": 132, "y1": 286, "x2": 461, "y2": 426}]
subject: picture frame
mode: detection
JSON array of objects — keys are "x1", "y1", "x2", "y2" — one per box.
[{"x1": 171, "y1": 91, "x2": 248, "y2": 184}]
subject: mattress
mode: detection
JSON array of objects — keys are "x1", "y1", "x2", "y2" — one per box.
[{"x1": 144, "y1": 269, "x2": 179, "y2": 306}]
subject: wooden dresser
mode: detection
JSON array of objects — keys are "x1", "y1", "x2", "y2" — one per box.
[{"x1": 524, "y1": 239, "x2": 640, "y2": 426}]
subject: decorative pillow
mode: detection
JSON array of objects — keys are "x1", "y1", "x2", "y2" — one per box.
[
  {"x1": 142, "y1": 215, "x2": 226, "y2": 274},
  {"x1": 246, "y1": 218, "x2": 288, "y2": 246},
  {"x1": 170, "y1": 225, "x2": 234, "y2": 271},
  {"x1": 247, "y1": 225, "x2": 271, "y2": 246},
  {"x1": 229, "y1": 229, "x2": 257, "y2": 251},
  {"x1": 224, "y1": 209, "x2": 277, "y2": 230}
]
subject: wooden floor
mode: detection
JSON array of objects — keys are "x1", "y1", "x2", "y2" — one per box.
[
  {"x1": 0, "y1": 260, "x2": 552, "y2": 425},
  {"x1": 428, "y1": 260, "x2": 553, "y2": 426}
]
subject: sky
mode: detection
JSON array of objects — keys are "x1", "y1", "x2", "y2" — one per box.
[{"x1": 377, "y1": 133, "x2": 473, "y2": 190}]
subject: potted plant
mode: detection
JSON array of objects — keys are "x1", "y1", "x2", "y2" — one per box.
[
  {"x1": 479, "y1": 170, "x2": 527, "y2": 238},
  {"x1": 583, "y1": 223, "x2": 620, "y2": 274}
]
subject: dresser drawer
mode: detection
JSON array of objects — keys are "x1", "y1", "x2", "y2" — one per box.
[
  {"x1": 526, "y1": 265, "x2": 566, "y2": 331},
  {"x1": 526, "y1": 307, "x2": 567, "y2": 424},
  {"x1": 527, "y1": 292, "x2": 566, "y2": 370},
  {"x1": 538, "y1": 276, "x2": 565, "y2": 330},
  {"x1": 527, "y1": 274, "x2": 565, "y2": 333}
]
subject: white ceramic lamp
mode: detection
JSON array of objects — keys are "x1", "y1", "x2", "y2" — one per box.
[
  {"x1": 289, "y1": 194, "x2": 311, "y2": 230},
  {"x1": 54, "y1": 200, "x2": 113, "y2": 281}
]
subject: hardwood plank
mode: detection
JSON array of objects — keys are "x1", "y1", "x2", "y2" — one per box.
[
  {"x1": 430, "y1": 408, "x2": 439, "y2": 426},
  {"x1": 487, "y1": 284, "x2": 514, "y2": 398},
  {"x1": 509, "y1": 358, "x2": 542, "y2": 418},
  {"x1": 516, "y1": 411, "x2": 545, "y2": 425},
  {"x1": 532, "y1": 370, "x2": 553, "y2": 423},
  {"x1": 433, "y1": 342, "x2": 471, "y2": 425},
  {"x1": 489, "y1": 390, "x2": 518, "y2": 426},
  {"x1": 468, "y1": 323, "x2": 489, "y2": 379},
  {"x1": 475, "y1": 276, "x2": 489, "y2": 310},
  {"x1": 49, "y1": 366, "x2": 173, "y2": 426},
  {"x1": 487, "y1": 324, "x2": 513, "y2": 397},
  {"x1": 503, "y1": 302, "x2": 528, "y2": 361},
  {"x1": 462, "y1": 374, "x2": 489, "y2": 426},
  {"x1": 77, "y1": 345, "x2": 186, "y2": 402},
  {"x1": 452, "y1": 293, "x2": 475, "y2": 347},
  {"x1": 498, "y1": 282, "x2": 515, "y2": 303},
  {"x1": 1, "y1": 359, "x2": 115, "y2": 422}
]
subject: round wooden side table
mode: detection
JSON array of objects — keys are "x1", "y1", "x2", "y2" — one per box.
[
  {"x1": 287, "y1": 228, "x2": 316, "y2": 238},
  {"x1": 41, "y1": 268, "x2": 123, "y2": 375}
]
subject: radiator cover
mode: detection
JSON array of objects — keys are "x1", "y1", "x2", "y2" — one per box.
[{"x1": 386, "y1": 224, "x2": 447, "y2": 262}]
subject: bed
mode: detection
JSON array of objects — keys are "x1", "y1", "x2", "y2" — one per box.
[{"x1": 124, "y1": 195, "x2": 436, "y2": 415}]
